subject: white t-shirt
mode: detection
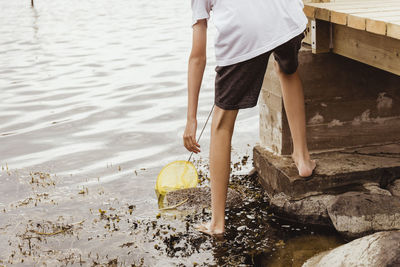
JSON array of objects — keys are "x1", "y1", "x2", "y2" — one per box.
[{"x1": 191, "y1": 0, "x2": 308, "y2": 66}]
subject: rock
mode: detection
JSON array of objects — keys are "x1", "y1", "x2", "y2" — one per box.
[
  {"x1": 363, "y1": 182, "x2": 392, "y2": 196},
  {"x1": 237, "y1": 225, "x2": 246, "y2": 231},
  {"x1": 302, "y1": 231, "x2": 400, "y2": 267},
  {"x1": 164, "y1": 187, "x2": 243, "y2": 211},
  {"x1": 253, "y1": 144, "x2": 400, "y2": 200},
  {"x1": 388, "y1": 179, "x2": 400, "y2": 197},
  {"x1": 327, "y1": 192, "x2": 400, "y2": 237},
  {"x1": 269, "y1": 190, "x2": 400, "y2": 238},
  {"x1": 269, "y1": 192, "x2": 335, "y2": 226}
]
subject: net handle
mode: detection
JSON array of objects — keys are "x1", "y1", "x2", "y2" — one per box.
[{"x1": 187, "y1": 104, "x2": 215, "y2": 162}]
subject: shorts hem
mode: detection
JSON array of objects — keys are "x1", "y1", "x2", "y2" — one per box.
[
  {"x1": 283, "y1": 68, "x2": 298, "y2": 75},
  {"x1": 276, "y1": 62, "x2": 298, "y2": 75},
  {"x1": 215, "y1": 101, "x2": 257, "y2": 110}
]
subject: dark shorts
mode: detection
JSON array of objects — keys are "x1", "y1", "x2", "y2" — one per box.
[{"x1": 214, "y1": 31, "x2": 305, "y2": 110}]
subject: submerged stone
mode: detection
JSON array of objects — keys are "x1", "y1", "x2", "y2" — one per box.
[{"x1": 302, "y1": 231, "x2": 400, "y2": 267}]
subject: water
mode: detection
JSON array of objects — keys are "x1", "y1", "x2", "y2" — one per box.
[{"x1": 0, "y1": 0, "x2": 344, "y2": 265}]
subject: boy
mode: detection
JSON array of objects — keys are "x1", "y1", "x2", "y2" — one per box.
[{"x1": 183, "y1": 0, "x2": 316, "y2": 236}]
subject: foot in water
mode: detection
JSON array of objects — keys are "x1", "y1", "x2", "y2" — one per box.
[
  {"x1": 194, "y1": 221, "x2": 225, "y2": 237},
  {"x1": 291, "y1": 153, "x2": 317, "y2": 177}
]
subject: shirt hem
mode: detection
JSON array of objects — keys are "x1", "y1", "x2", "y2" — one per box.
[{"x1": 215, "y1": 22, "x2": 307, "y2": 67}]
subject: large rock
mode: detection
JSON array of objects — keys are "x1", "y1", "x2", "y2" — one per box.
[
  {"x1": 268, "y1": 189, "x2": 400, "y2": 238},
  {"x1": 253, "y1": 144, "x2": 400, "y2": 200},
  {"x1": 302, "y1": 231, "x2": 400, "y2": 267},
  {"x1": 327, "y1": 192, "x2": 400, "y2": 237},
  {"x1": 163, "y1": 187, "x2": 243, "y2": 211},
  {"x1": 269, "y1": 192, "x2": 335, "y2": 226}
]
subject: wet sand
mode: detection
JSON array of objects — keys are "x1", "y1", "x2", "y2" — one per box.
[{"x1": 0, "y1": 0, "x2": 344, "y2": 265}]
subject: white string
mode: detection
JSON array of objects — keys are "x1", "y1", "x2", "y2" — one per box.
[{"x1": 187, "y1": 104, "x2": 215, "y2": 162}]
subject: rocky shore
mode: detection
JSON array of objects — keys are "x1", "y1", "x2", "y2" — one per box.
[
  {"x1": 254, "y1": 143, "x2": 400, "y2": 238},
  {"x1": 253, "y1": 143, "x2": 400, "y2": 266},
  {"x1": 164, "y1": 142, "x2": 400, "y2": 266}
]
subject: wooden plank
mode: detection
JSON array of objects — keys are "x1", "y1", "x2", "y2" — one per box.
[
  {"x1": 331, "y1": 7, "x2": 400, "y2": 25},
  {"x1": 307, "y1": 0, "x2": 400, "y2": 6},
  {"x1": 304, "y1": 5, "x2": 317, "y2": 18},
  {"x1": 304, "y1": 2, "x2": 378, "y2": 20},
  {"x1": 347, "y1": 14, "x2": 367, "y2": 30},
  {"x1": 306, "y1": 1, "x2": 400, "y2": 11},
  {"x1": 348, "y1": 11, "x2": 400, "y2": 35},
  {"x1": 366, "y1": 18, "x2": 386, "y2": 35},
  {"x1": 331, "y1": 11, "x2": 348, "y2": 25},
  {"x1": 316, "y1": 7, "x2": 331, "y2": 21},
  {"x1": 332, "y1": 24, "x2": 400, "y2": 76},
  {"x1": 348, "y1": 12, "x2": 399, "y2": 33},
  {"x1": 304, "y1": 0, "x2": 400, "y2": 21},
  {"x1": 305, "y1": 1, "x2": 400, "y2": 35},
  {"x1": 387, "y1": 21, "x2": 400, "y2": 39}
]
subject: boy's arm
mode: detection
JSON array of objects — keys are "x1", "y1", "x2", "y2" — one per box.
[{"x1": 183, "y1": 19, "x2": 207, "y2": 154}]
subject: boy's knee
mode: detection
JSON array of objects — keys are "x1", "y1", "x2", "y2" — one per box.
[{"x1": 212, "y1": 106, "x2": 238, "y2": 132}]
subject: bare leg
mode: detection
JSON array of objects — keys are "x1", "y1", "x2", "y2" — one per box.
[
  {"x1": 274, "y1": 61, "x2": 316, "y2": 177},
  {"x1": 196, "y1": 105, "x2": 238, "y2": 236}
]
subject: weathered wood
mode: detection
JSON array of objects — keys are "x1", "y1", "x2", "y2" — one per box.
[
  {"x1": 347, "y1": 14, "x2": 367, "y2": 30},
  {"x1": 331, "y1": 7, "x2": 400, "y2": 26},
  {"x1": 304, "y1": 1, "x2": 400, "y2": 39},
  {"x1": 388, "y1": 20, "x2": 400, "y2": 39},
  {"x1": 332, "y1": 24, "x2": 400, "y2": 76},
  {"x1": 259, "y1": 56, "x2": 292, "y2": 155},
  {"x1": 348, "y1": 10, "x2": 400, "y2": 34},
  {"x1": 260, "y1": 46, "x2": 400, "y2": 154}
]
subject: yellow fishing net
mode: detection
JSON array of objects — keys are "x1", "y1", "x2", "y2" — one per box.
[
  {"x1": 155, "y1": 160, "x2": 198, "y2": 197},
  {"x1": 155, "y1": 104, "x2": 215, "y2": 201}
]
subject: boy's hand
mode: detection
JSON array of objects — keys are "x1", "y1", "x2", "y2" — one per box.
[{"x1": 183, "y1": 119, "x2": 201, "y2": 153}]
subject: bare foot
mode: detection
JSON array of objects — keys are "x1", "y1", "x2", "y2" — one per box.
[
  {"x1": 194, "y1": 221, "x2": 225, "y2": 237},
  {"x1": 291, "y1": 153, "x2": 317, "y2": 177}
]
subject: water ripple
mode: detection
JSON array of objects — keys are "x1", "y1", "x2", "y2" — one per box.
[{"x1": 0, "y1": 0, "x2": 259, "y2": 262}]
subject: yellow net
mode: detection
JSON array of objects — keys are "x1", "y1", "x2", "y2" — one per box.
[
  {"x1": 155, "y1": 160, "x2": 198, "y2": 197},
  {"x1": 155, "y1": 105, "x2": 215, "y2": 202}
]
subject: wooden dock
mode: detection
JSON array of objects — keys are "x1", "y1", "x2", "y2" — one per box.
[
  {"x1": 253, "y1": 0, "x2": 400, "y2": 243},
  {"x1": 304, "y1": 0, "x2": 400, "y2": 38},
  {"x1": 303, "y1": 0, "x2": 400, "y2": 75}
]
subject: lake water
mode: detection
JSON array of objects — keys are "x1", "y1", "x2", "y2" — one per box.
[{"x1": 0, "y1": 0, "x2": 344, "y2": 265}]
